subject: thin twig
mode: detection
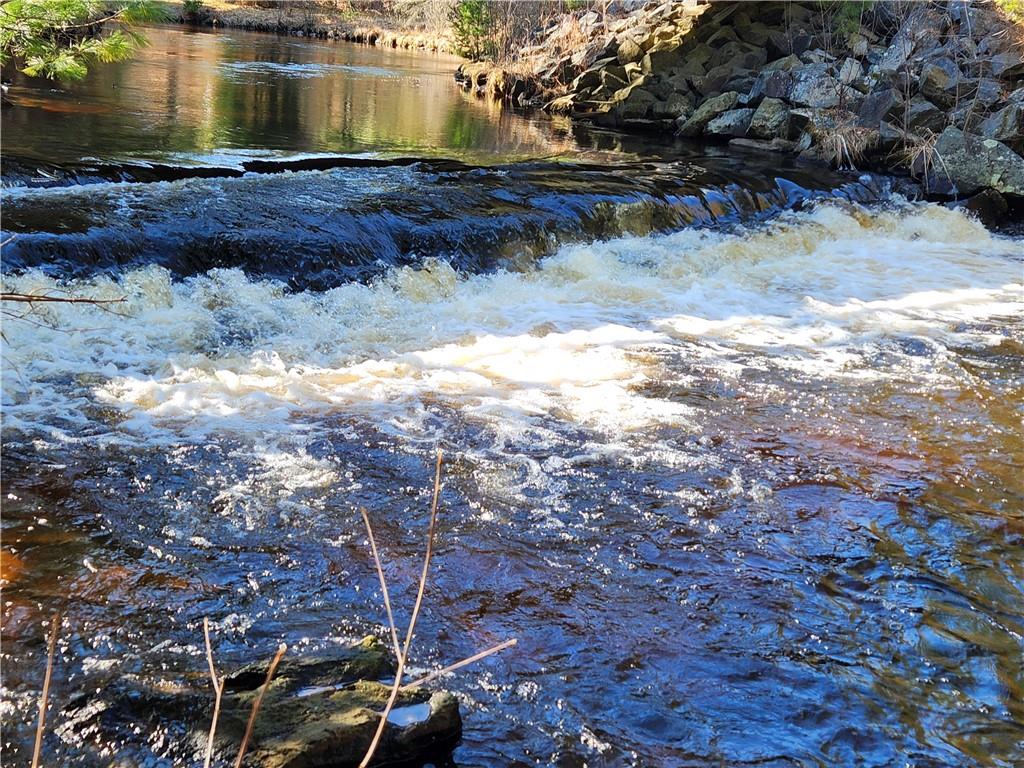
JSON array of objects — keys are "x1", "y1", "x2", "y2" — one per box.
[
  {"x1": 361, "y1": 507, "x2": 402, "y2": 663},
  {"x1": 1, "y1": 292, "x2": 126, "y2": 305},
  {"x1": 402, "y1": 638, "x2": 517, "y2": 691},
  {"x1": 203, "y1": 618, "x2": 225, "y2": 768},
  {"x1": 233, "y1": 643, "x2": 287, "y2": 768},
  {"x1": 358, "y1": 449, "x2": 443, "y2": 768},
  {"x1": 31, "y1": 612, "x2": 61, "y2": 768}
]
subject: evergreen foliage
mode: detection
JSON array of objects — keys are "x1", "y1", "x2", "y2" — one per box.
[{"x1": 0, "y1": 0, "x2": 164, "y2": 80}]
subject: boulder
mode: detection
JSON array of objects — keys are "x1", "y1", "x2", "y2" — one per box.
[
  {"x1": 905, "y1": 95, "x2": 946, "y2": 133},
  {"x1": 617, "y1": 37, "x2": 644, "y2": 65},
  {"x1": 928, "y1": 127, "x2": 1024, "y2": 196},
  {"x1": 601, "y1": 67, "x2": 629, "y2": 91},
  {"x1": 919, "y1": 57, "x2": 961, "y2": 106},
  {"x1": 705, "y1": 108, "x2": 754, "y2": 137},
  {"x1": 858, "y1": 87, "x2": 903, "y2": 127},
  {"x1": 981, "y1": 102, "x2": 1024, "y2": 145},
  {"x1": 676, "y1": 90, "x2": 740, "y2": 136},
  {"x1": 749, "y1": 69, "x2": 793, "y2": 101},
  {"x1": 738, "y1": 21, "x2": 770, "y2": 47},
  {"x1": 58, "y1": 638, "x2": 462, "y2": 768},
  {"x1": 991, "y1": 52, "x2": 1024, "y2": 79},
  {"x1": 748, "y1": 97, "x2": 791, "y2": 139},
  {"x1": 651, "y1": 91, "x2": 694, "y2": 119},
  {"x1": 612, "y1": 84, "x2": 658, "y2": 119},
  {"x1": 764, "y1": 54, "x2": 803, "y2": 72},
  {"x1": 789, "y1": 67, "x2": 861, "y2": 109},
  {"x1": 946, "y1": 188, "x2": 1010, "y2": 228},
  {"x1": 838, "y1": 58, "x2": 864, "y2": 85}
]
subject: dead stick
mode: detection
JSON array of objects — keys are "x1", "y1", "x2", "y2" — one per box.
[
  {"x1": 233, "y1": 643, "x2": 287, "y2": 768},
  {"x1": 402, "y1": 638, "x2": 518, "y2": 691},
  {"x1": 203, "y1": 618, "x2": 225, "y2": 768},
  {"x1": 358, "y1": 449, "x2": 442, "y2": 768},
  {"x1": 0, "y1": 293, "x2": 126, "y2": 304},
  {"x1": 31, "y1": 612, "x2": 61, "y2": 768},
  {"x1": 361, "y1": 507, "x2": 402, "y2": 663}
]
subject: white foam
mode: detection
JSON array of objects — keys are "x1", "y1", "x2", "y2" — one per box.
[{"x1": 2, "y1": 203, "x2": 1021, "y2": 455}]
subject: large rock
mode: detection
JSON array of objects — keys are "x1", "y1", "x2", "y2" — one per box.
[
  {"x1": 611, "y1": 84, "x2": 658, "y2": 119},
  {"x1": 919, "y1": 57, "x2": 961, "y2": 106},
  {"x1": 617, "y1": 37, "x2": 644, "y2": 65},
  {"x1": 705, "y1": 108, "x2": 754, "y2": 137},
  {"x1": 58, "y1": 637, "x2": 463, "y2": 768},
  {"x1": 651, "y1": 91, "x2": 693, "y2": 119},
  {"x1": 789, "y1": 67, "x2": 862, "y2": 109},
  {"x1": 905, "y1": 95, "x2": 946, "y2": 133},
  {"x1": 748, "y1": 97, "x2": 790, "y2": 139},
  {"x1": 990, "y1": 52, "x2": 1024, "y2": 79},
  {"x1": 676, "y1": 90, "x2": 739, "y2": 136},
  {"x1": 748, "y1": 69, "x2": 792, "y2": 102},
  {"x1": 928, "y1": 127, "x2": 1024, "y2": 196},
  {"x1": 981, "y1": 102, "x2": 1024, "y2": 145},
  {"x1": 858, "y1": 87, "x2": 903, "y2": 127}
]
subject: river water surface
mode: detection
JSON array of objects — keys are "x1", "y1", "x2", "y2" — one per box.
[{"x1": 2, "y1": 24, "x2": 1023, "y2": 768}]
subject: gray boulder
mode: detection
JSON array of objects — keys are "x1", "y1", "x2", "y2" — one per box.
[
  {"x1": 676, "y1": 90, "x2": 740, "y2": 136},
  {"x1": 789, "y1": 67, "x2": 861, "y2": 109},
  {"x1": 749, "y1": 97, "x2": 791, "y2": 139},
  {"x1": 858, "y1": 87, "x2": 903, "y2": 127},
  {"x1": 905, "y1": 95, "x2": 946, "y2": 133},
  {"x1": 749, "y1": 69, "x2": 793, "y2": 101},
  {"x1": 705, "y1": 108, "x2": 754, "y2": 137},
  {"x1": 991, "y1": 52, "x2": 1024, "y2": 79},
  {"x1": 981, "y1": 102, "x2": 1024, "y2": 145},
  {"x1": 928, "y1": 127, "x2": 1024, "y2": 196},
  {"x1": 919, "y1": 57, "x2": 961, "y2": 106}
]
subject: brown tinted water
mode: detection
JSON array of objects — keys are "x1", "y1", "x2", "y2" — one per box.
[{"x1": 2, "y1": 24, "x2": 1024, "y2": 768}]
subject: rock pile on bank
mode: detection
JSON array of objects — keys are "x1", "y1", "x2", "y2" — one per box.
[{"x1": 459, "y1": 0, "x2": 1024, "y2": 204}]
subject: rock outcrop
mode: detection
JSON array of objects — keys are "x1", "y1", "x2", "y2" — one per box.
[{"x1": 461, "y1": 0, "x2": 1024, "y2": 204}]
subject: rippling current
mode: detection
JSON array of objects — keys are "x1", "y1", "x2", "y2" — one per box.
[
  {"x1": 3, "y1": 23, "x2": 1024, "y2": 768},
  {"x1": 3, "y1": 197, "x2": 1023, "y2": 767}
]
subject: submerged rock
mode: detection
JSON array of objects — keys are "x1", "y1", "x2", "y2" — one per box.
[{"x1": 57, "y1": 637, "x2": 461, "y2": 767}]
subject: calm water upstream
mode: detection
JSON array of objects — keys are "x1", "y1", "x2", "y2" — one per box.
[{"x1": 2, "y1": 24, "x2": 1024, "y2": 768}]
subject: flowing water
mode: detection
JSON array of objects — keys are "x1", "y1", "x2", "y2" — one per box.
[{"x1": 2, "y1": 25, "x2": 1024, "y2": 768}]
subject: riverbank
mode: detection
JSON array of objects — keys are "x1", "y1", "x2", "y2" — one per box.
[
  {"x1": 165, "y1": 0, "x2": 456, "y2": 54},
  {"x1": 457, "y1": 0, "x2": 1024, "y2": 220}
]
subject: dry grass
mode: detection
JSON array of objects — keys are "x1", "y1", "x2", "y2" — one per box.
[
  {"x1": 895, "y1": 130, "x2": 947, "y2": 193},
  {"x1": 817, "y1": 116, "x2": 878, "y2": 170}
]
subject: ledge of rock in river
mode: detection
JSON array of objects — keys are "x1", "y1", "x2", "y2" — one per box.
[
  {"x1": 57, "y1": 637, "x2": 461, "y2": 767},
  {"x1": 457, "y1": 0, "x2": 1024, "y2": 211}
]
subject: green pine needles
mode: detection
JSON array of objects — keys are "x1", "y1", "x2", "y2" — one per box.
[{"x1": 1, "y1": 0, "x2": 166, "y2": 81}]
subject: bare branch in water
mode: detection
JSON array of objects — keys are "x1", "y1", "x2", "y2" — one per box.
[
  {"x1": 234, "y1": 643, "x2": 287, "y2": 768},
  {"x1": 31, "y1": 613, "x2": 61, "y2": 768},
  {"x1": 361, "y1": 506, "x2": 403, "y2": 663},
  {"x1": 203, "y1": 618, "x2": 225, "y2": 768},
  {"x1": 358, "y1": 449, "x2": 443, "y2": 768},
  {"x1": 402, "y1": 638, "x2": 517, "y2": 691},
  {"x1": 1, "y1": 292, "x2": 126, "y2": 305}
]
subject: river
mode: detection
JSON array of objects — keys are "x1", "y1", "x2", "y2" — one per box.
[{"x1": 2, "y1": 24, "x2": 1023, "y2": 768}]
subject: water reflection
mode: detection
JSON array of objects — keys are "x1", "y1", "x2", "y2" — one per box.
[{"x1": 0, "y1": 25, "x2": 573, "y2": 165}]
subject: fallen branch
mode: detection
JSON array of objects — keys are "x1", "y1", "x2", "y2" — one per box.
[
  {"x1": 358, "y1": 449, "x2": 443, "y2": 768},
  {"x1": 1, "y1": 292, "x2": 126, "y2": 305},
  {"x1": 402, "y1": 638, "x2": 517, "y2": 691},
  {"x1": 234, "y1": 643, "x2": 287, "y2": 768},
  {"x1": 31, "y1": 612, "x2": 61, "y2": 768},
  {"x1": 203, "y1": 618, "x2": 225, "y2": 768},
  {"x1": 361, "y1": 507, "x2": 402, "y2": 663}
]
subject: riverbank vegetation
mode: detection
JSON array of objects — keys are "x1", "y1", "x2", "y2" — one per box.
[{"x1": 0, "y1": 0, "x2": 165, "y2": 79}]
